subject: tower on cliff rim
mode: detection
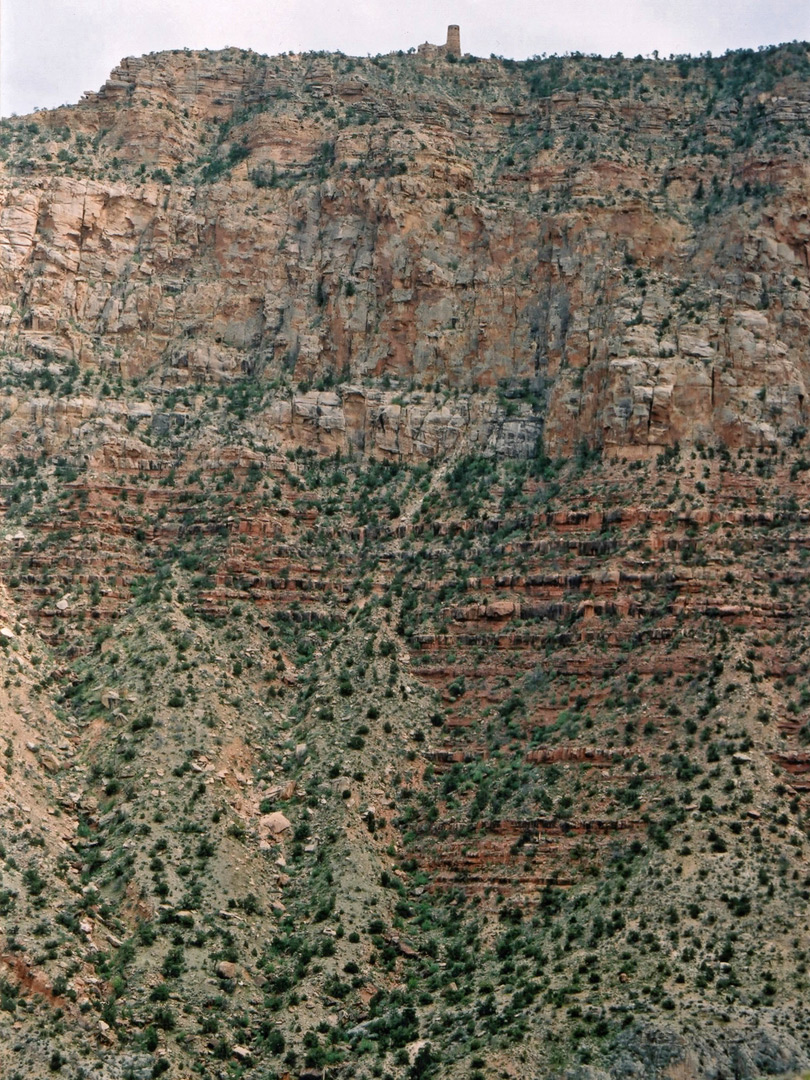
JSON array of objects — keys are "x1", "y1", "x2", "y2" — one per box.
[{"x1": 446, "y1": 24, "x2": 461, "y2": 57}]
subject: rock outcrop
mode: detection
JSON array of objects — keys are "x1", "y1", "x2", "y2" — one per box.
[{"x1": 1, "y1": 45, "x2": 809, "y2": 460}]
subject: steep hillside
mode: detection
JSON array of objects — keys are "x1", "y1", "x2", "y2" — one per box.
[{"x1": 1, "y1": 40, "x2": 810, "y2": 1080}]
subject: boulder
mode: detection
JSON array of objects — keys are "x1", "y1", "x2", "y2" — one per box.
[{"x1": 264, "y1": 811, "x2": 292, "y2": 835}]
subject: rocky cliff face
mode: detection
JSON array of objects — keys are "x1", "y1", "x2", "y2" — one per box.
[
  {"x1": 2, "y1": 44, "x2": 810, "y2": 460},
  {"x1": 1, "y1": 42, "x2": 810, "y2": 1080}
]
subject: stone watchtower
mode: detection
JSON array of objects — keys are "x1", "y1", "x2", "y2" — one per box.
[{"x1": 446, "y1": 24, "x2": 461, "y2": 57}]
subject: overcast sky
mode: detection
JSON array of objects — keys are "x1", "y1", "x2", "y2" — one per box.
[{"x1": 2, "y1": 0, "x2": 808, "y2": 117}]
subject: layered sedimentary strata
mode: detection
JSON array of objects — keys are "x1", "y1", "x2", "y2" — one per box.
[
  {"x1": 1, "y1": 45, "x2": 810, "y2": 459},
  {"x1": 0, "y1": 41, "x2": 810, "y2": 1080}
]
